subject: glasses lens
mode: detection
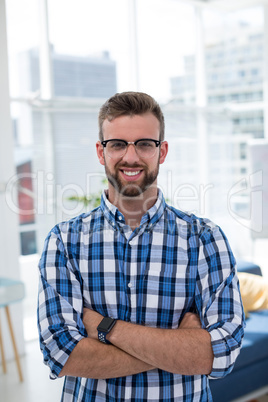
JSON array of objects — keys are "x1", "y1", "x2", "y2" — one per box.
[
  {"x1": 136, "y1": 140, "x2": 157, "y2": 158},
  {"x1": 106, "y1": 140, "x2": 127, "y2": 158},
  {"x1": 105, "y1": 139, "x2": 158, "y2": 158}
]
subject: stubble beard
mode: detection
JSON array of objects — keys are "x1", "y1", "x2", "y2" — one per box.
[{"x1": 104, "y1": 158, "x2": 160, "y2": 197}]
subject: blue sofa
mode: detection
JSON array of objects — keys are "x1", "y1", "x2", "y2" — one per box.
[{"x1": 209, "y1": 261, "x2": 268, "y2": 401}]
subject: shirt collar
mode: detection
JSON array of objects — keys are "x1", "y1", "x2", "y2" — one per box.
[{"x1": 100, "y1": 189, "x2": 166, "y2": 231}]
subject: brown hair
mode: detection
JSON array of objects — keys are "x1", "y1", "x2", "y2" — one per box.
[{"x1": 98, "y1": 91, "x2": 165, "y2": 142}]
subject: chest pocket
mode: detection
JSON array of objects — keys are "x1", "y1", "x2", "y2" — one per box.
[{"x1": 141, "y1": 264, "x2": 196, "y2": 329}]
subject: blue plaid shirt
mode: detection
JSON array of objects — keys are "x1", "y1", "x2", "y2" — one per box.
[{"x1": 38, "y1": 190, "x2": 245, "y2": 401}]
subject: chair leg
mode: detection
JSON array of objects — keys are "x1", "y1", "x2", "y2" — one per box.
[
  {"x1": 4, "y1": 306, "x2": 23, "y2": 382},
  {"x1": 0, "y1": 310, "x2": 7, "y2": 374}
]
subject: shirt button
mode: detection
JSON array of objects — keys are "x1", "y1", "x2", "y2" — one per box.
[
  {"x1": 128, "y1": 282, "x2": 132, "y2": 288},
  {"x1": 119, "y1": 216, "x2": 122, "y2": 221}
]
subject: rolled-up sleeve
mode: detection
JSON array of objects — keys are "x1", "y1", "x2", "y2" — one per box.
[
  {"x1": 194, "y1": 223, "x2": 245, "y2": 379},
  {"x1": 37, "y1": 225, "x2": 87, "y2": 378}
]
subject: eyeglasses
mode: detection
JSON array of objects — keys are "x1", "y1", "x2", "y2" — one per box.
[{"x1": 101, "y1": 138, "x2": 161, "y2": 159}]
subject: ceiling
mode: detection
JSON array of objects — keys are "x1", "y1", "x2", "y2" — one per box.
[{"x1": 176, "y1": 0, "x2": 268, "y2": 11}]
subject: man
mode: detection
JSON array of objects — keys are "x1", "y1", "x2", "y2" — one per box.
[{"x1": 38, "y1": 92, "x2": 245, "y2": 401}]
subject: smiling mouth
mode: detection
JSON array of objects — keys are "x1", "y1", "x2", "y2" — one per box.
[{"x1": 123, "y1": 170, "x2": 141, "y2": 176}]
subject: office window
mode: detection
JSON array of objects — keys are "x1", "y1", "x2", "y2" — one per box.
[
  {"x1": 136, "y1": 0, "x2": 195, "y2": 101},
  {"x1": 6, "y1": 0, "x2": 40, "y2": 98},
  {"x1": 5, "y1": 0, "x2": 266, "y2": 340},
  {"x1": 48, "y1": 0, "x2": 129, "y2": 92}
]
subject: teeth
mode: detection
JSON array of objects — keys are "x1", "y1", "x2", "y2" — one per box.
[{"x1": 123, "y1": 170, "x2": 140, "y2": 176}]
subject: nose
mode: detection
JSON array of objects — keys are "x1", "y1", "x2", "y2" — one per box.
[{"x1": 122, "y1": 143, "x2": 140, "y2": 163}]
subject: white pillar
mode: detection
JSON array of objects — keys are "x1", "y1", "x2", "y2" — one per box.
[
  {"x1": 195, "y1": 6, "x2": 207, "y2": 109},
  {"x1": 195, "y1": 6, "x2": 209, "y2": 215},
  {"x1": 35, "y1": 0, "x2": 56, "y2": 252},
  {"x1": 128, "y1": 0, "x2": 140, "y2": 90},
  {"x1": 263, "y1": 4, "x2": 268, "y2": 139},
  {"x1": 39, "y1": 0, "x2": 54, "y2": 99},
  {"x1": 0, "y1": 0, "x2": 25, "y2": 360}
]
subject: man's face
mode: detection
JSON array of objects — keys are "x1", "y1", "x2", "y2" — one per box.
[{"x1": 96, "y1": 113, "x2": 168, "y2": 198}]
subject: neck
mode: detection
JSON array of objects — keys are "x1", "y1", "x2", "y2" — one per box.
[{"x1": 107, "y1": 184, "x2": 158, "y2": 229}]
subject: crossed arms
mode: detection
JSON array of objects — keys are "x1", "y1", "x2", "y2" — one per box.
[
  {"x1": 59, "y1": 309, "x2": 213, "y2": 379},
  {"x1": 38, "y1": 227, "x2": 245, "y2": 381}
]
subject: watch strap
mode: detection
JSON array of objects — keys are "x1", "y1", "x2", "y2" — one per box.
[{"x1": 98, "y1": 331, "x2": 112, "y2": 345}]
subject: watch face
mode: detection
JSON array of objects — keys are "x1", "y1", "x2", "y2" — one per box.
[{"x1": 97, "y1": 317, "x2": 116, "y2": 332}]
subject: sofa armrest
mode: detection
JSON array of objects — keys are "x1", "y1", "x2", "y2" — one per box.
[{"x1": 237, "y1": 260, "x2": 262, "y2": 276}]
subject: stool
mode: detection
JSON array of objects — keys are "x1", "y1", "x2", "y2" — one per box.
[{"x1": 0, "y1": 277, "x2": 25, "y2": 382}]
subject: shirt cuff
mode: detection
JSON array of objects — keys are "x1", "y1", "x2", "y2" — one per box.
[
  {"x1": 208, "y1": 326, "x2": 242, "y2": 379},
  {"x1": 45, "y1": 332, "x2": 85, "y2": 379}
]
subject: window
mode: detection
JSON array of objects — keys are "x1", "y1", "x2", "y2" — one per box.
[
  {"x1": 240, "y1": 143, "x2": 247, "y2": 160},
  {"x1": 5, "y1": 0, "x2": 266, "y2": 341}
]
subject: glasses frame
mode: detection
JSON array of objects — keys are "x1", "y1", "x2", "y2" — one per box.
[{"x1": 101, "y1": 138, "x2": 162, "y2": 159}]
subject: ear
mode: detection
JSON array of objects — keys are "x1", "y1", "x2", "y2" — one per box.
[
  {"x1": 159, "y1": 141, "x2": 168, "y2": 164},
  {"x1": 96, "y1": 141, "x2": 105, "y2": 166}
]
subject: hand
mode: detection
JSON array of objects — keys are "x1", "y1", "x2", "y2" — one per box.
[
  {"x1": 83, "y1": 308, "x2": 104, "y2": 340},
  {"x1": 179, "y1": 312, "x2": 202, "y2": 329}
]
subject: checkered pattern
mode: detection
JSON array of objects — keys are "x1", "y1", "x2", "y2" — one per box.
[{"x1": 38, "y1": 190, "x2": 245, "y2": 401}]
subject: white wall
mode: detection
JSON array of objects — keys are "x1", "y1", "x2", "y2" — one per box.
[{"x1": 0, "y1": 0, "x2": 25, "y2": 362}]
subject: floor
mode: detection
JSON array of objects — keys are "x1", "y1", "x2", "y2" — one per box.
[
  {"x1": 0, "y1": 340, "x2": 64, "y2": 402},
  {"x1": 1, "y1": 339, "x2": 268, "y2": 402}
]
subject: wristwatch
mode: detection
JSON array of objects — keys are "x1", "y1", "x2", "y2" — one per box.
[{"x1": 97, "y1": 317, "x2": 117, "y2": 344}]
